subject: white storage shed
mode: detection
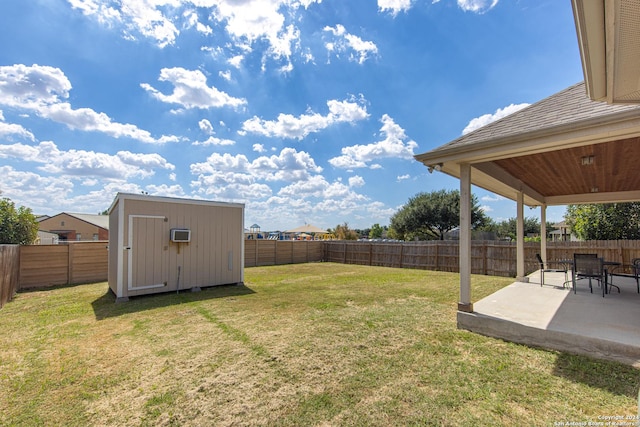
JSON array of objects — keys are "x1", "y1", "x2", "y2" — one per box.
[{"x1": 108, "y1": 193, "x2": 244, "y2": 301}]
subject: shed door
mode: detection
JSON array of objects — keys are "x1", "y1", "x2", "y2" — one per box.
[{"x1": 128, "y1": 215, "x2": 168, "y2": 291}]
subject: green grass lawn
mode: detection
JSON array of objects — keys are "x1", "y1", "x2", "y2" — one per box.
[{"x1": 1, "y1": 263, "x2": 638, "y2": 426}]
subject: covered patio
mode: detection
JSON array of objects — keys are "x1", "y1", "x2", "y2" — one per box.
[
  {"x1": 463, "y1": 271, "x2": 640, "y2": 366},
  {"x1": 414, "y1": 0, "x2": 640, "y2": 365}
]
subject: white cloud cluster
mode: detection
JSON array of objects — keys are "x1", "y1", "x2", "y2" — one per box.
[
  {"x1": 457, "y1": 0, "x2": 499, "y2": 14},
  {"x1": 191, "y1": 147, "x2": 322, "y2": 186},
  {"x1": 0, "y1": 141, "x2": 175, "y2": 180},
  {"x1": 378, "y1": 0, "x2": 498, "y2": 15},
  {"x1": 323, "y1": 25, "x2": 379, "y2": 64},
  {"x1": 329, "y1": 114, "x2": 418, "y2": 169},
  {"x1": 192, "y1": 136, "x2": 236, "y2": 146},
  {"x1": 0, "y1": 64, "x2": 179, "y2": 144},
  {"x1": 199, "y1": 119, "x2": 214, "y2": 134},
  {"x1": 141, "y1": 67, "x2": 246, "y2": 110},
  {"x1": 242, "y1": 97, "x2": 369, "y2": 140},
  {"x1": 0, "y1": 112, "x2": 35, "y2": 141},
  {"x1": 68, "y1": 0, "x2": 178, "y2": 47},
  {"x1": 67, "y1": 0, "x2": 321, "y2": 67},
  {"x1": 378, "y1": 0, "x2": 413, "y2": 16},
  {"x1": 462, "y1": 102, "x2": 529, "y2": 134}
]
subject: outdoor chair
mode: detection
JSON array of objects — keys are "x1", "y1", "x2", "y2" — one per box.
[
  {"x1": 535, "y1": 253, "x2": 568, "y2": 287},
  {"x1": 573, "y1": 253, "x2": 606, "y2": 297},
  {"x1": 607, "y1": 258, "x2": 640, "y2": 294}
]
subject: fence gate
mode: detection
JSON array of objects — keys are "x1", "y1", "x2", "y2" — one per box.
[{"x1": 127, "y1": 215, "x2": 169, "y2": 291}]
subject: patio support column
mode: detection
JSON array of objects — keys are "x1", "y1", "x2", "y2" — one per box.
[
  {"x1": 540, "y1": 204, "x2": 547, "y2": 263},
  {"x1": 459, "y1": 162, "x2": 473, "y2": 312},
  {"x1": 516, "y1": 191, "x2": 527, "y2": 282}
]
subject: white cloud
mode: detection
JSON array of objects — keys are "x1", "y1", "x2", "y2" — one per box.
[
  {"x1": 242, "y1": 96, "x2": 369, "y2": 140},
  {"x1": 0, "y1": 121, "x2": 35, "y2": 141},
  {"x1": 481, "y1": 194, "x2": 505, "y2": 202},
  {"x1": 457, "y1": 0, "x2": 499, "y2": 13},
  {"x1": 323, "y1": 25, "x2": 378, "y2": 64},
  {"x1": 199, "y1": 118, "x2": 214, "y2": 134},
  {"x1": 228, "y1": 55, "x2": 244, "y2": 68},
  {"x1": 68, "y1": 0, "x2": 178, "y2": 47},
  {"x1": 462, "y1": 103, "x2": 529, "y2": 134},
  {"x1": 252, "y1": 143, "x2": 267, "y2": 153},
  {"x1": 68, "y1": 0, "x2": 323, "y2": 70},
  {"x1": 0, "y1": 141, "x2": 174, "y2": 180},
  {"x1": 0, "y1": 64, "x2": 179, "y2": 144},
  {"x1": 219, "y1": 70, "x2": 232, "y2": 81},
  {"x1": 42, "y1": 102, "x2": 181, "y2": 143},
  {"x1": 349, "y1": 175, "x2": 365, "y2": 187},
  {"x1": 396, "y1": 174, "x2": 410, "y2": 182},
  {"x1": 191, "y1": 136, "x2": 236, "y2": 146},
  {"x1": 141, "y1": 67, "x2": 246, "y2": 110},
  {"x1": 0, "y1": 64, "x2": 71, "y2": 108},
  {"x1": 144, "y1": 183, "x2": 187, "y2": 198},
  {"x1": 0, "y1": 165, "x2": 75, "y2": 213},
  {"x1": 378, "y1": 0, "x2": 498, "y2": 16},
  {"x1": 329, "y1": 114, "x2": 417, "y2": 169},
  {"x1": 190, "y1": 147, "x2": 324, "y2": 202},
  {"x1": 378, "y1": 0, "x2": 413, "y2": 16}
]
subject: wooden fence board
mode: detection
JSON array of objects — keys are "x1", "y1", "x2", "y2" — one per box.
[{"x1": 0, "y1": 245, "x2": 20, "y2": 308}]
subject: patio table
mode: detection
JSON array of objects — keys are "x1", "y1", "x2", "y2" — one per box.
[{"x1": 603, "y1": 261, "x2": 621, "y2": 294}]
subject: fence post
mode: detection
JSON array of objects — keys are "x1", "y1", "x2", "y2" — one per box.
[
  {"x1": 67, "y1": 243, "x2": 74, "y2": 285},
  {"x1": 483, "y1": 242, "x2": 487, "y2": 275},
  {"x1": 399, "y1": 244, "x2": 404, "y2": 268}
]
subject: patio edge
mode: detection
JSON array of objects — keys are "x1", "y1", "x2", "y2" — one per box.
[{"x1": 457, "y1": 310, "x2": 640, "y2": 368}]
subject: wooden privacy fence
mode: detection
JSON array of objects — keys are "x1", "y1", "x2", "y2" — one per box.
[
  {"x1": 0, "y1": 245, "x2": 20, "y2": 308},
  {"x1": 6, "y1": 239, "x2": 640, "y2": 298},
  {"x1": 19, "y1": 241, "x2": 109, "y2": 289},
  {"x1": 244, "y1": 239, "x2": 324, "y2": 267},
  {"x1": 324, "y1": 240, "x2": 640, "y2": 277}
]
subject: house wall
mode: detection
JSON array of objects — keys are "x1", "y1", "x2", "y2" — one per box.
[
  {"x1": 109, "y1": 195, "x2": 244, "y2": 299},
  {"x1": 39, "y1": 213, "x2": 108, "y2": 241}
]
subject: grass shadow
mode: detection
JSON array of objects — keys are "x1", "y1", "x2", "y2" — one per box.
[
  {"x1": 552, "y1": 351, "x2": 640, "y2": 398},
  {"x1": 18, "y1": 281, "x2": 101, "y2": 293},
  {"x1": 91, "y1": 284, "x2": 256, "y2": 320}
]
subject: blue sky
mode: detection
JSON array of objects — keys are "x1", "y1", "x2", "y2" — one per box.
[{"x1": 0, "y1": 0, "x2": 583, "y2": 231}]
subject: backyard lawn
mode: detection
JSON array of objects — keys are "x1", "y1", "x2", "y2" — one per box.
[{"x1": 1, "y1": 263, "x2": 638, "y2": 426}]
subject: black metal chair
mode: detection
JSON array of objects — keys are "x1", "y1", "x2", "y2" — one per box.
[
  {"x1": 535, "y1": 253, "x2": 568, "y2": 287},
  {"x1": 573, "y1": 253, "x2": 606, "y2": 297},
  {"x1": 607, "y1": 258, "x2": 640, "y2": 294}
]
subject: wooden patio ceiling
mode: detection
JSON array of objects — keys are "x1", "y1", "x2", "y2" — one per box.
[{"x1": 487, "y1": 137, "x2": 640, "y2": 201}]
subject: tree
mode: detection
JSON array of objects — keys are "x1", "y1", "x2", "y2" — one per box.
[
  {"x1": 493, "y1": 217, "x2": 542, "y2": 241},
  {"x1": 565, "y1": 203, "x2": 640, "y2": 240},
  {"x1": 369, "y1": 223, "x2": 384, "y2": 239},
  {"x1": 0, "y1": 198, "x2": 39, "y2": 244},
  {"x1": 389, "y1": 190, "x2": 488, "y2": 241},
  {"x1": 332, "y1": 222, "x2": 359, "y2": 240}
]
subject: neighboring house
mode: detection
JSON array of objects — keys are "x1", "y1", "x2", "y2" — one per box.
[
  {"x1": 549, "y1": 221, "x2": 579, "y2": 242},
  {"x1": 38, "y1": 213, "x2": 109, "y2": 241}
]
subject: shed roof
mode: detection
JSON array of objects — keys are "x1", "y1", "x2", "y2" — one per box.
[{"x1": 415, "y1": 82, "x2": 640, "y2": 207}]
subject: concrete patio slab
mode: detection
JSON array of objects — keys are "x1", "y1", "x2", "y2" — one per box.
[{"x1": 458, "y1": 271, "x2": 640, "y2": 367}]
